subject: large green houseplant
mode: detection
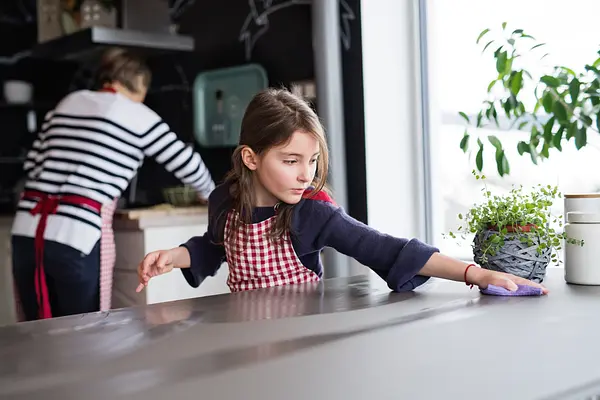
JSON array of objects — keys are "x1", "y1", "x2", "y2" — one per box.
[
  {"x1": 446, "y1": 171, "x2": 584, "y2": 282},
  {"x1": 458, "y1": 23, "x2": 600, "y2": 176}
]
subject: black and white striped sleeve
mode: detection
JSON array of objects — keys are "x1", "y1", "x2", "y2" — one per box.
[{"x1": 141, "y1": 120, "x2": 215, "y2": 198}]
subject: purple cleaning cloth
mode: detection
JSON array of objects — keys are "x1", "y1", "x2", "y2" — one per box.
[{"x1": 480, "y1": 284, "x2": 543, "y2": 296}]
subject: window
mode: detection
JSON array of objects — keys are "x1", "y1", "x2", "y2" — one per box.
[{"x1": 426, "y1": 0, "x2": 600, "y2": 260}]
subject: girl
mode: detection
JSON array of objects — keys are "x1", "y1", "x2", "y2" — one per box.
[
  {"x1": 13, "y1": 47, "x2": 215, "y2": 321},
  {"x1": 136, "y1": 88, "x2": 547, "y2": 295}
]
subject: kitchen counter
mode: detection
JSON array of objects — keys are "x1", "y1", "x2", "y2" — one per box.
[
  {"x1": 1, "y1": 268, "x2": 598, "y2": 400},
  {"x1": 111, "y1": 204, "x2": 227, "y2": 308},
  {"x1": 113, "y1": 205, "x2": 208, "y2": 231}
]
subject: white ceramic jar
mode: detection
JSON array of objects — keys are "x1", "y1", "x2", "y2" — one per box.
[
  {"x1": 564, "y1": 193, "x2": 600, "y2": 222},
  {"x1": 565, "y1": 211, "x2": 600, "y2": 285}
]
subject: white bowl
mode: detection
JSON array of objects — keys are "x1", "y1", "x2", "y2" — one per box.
[{"x1": 4, "y1": 80, "x2": 33, "y2": 104}]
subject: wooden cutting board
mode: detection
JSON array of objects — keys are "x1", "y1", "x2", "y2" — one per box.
[{"x1": 115, "y1": 204, "x2": 208, "y2": 220}]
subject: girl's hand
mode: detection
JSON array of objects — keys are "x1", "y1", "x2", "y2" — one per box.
[
  {"x1": 136, "y1": 249, "x2": 175, "y2": 292},
  {"x1": 470, "y1": 267, "x2": 549, "y2": 294}
]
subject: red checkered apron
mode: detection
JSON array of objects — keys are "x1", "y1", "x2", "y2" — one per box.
[
  {"x1": 224, "y1": 211, "x2": 320, "y2": 292},
  {"x1": 99, "y1": 198, "x2": 118, "y2": 312}
]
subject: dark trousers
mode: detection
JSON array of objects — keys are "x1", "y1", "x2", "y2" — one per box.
[{"x1": 12, "y1": 235, "x2": 100, "y2": 321}]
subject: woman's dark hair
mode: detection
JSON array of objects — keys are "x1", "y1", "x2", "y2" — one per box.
[{"x1": 94, "y1": 47, "x2": 151, "y2": 93}]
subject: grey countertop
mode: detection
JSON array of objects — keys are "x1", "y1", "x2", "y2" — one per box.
[{"x1": 0, "y1": 268, "x2": 599, "y2": 400}]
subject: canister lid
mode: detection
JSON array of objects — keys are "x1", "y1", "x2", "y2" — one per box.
[
  {"x1": 567, "y1": 211, "x2": 600, "y2": 223},
  {"x1": 564, "y1": 193, "x2": 600, "y2": 199}
]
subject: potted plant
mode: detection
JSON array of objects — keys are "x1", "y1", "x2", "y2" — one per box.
[
  {"x1": 446, "y1": 171, "x2": 584, "y2": 282},
  {"x1": 458, "y1": 23, "x2": 600, "y2": 177}
]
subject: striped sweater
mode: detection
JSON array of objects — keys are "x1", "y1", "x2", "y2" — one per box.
[{"x1": 11, "y1": 90, "x2": 215, "y2": 254}]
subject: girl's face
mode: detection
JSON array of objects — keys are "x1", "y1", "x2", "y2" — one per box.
[{"x1": 242, "y1": 130, "x2": 320, "y2": 207}]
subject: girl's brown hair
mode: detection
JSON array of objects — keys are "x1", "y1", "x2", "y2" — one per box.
[
  {"x1": 219, "y1": 88, "x2": 330, "y2": 248},
  {"x1": 94, "y1": 47, "x2": 151, "y2": 93}
]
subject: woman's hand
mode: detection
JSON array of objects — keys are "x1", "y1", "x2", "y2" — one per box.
[{"x1": 468, "y1": 267, "x2": 549, "y2": 294}]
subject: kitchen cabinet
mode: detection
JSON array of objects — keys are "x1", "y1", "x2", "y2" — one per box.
[{"x1": 112, "y1": 206, "x2": 230, "y2": 309}]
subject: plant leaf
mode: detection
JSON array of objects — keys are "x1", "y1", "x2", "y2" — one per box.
[
  {"x1": 487, "y1": 79, "x2": 497, "y2": 92},
  {"x1": 482, "y1": 40, "x2": 495, "y2": 54},
  {"x1": 596, "y1": 111, "x2": 600, "y2": 133},
  {"x1": 541, "y1": 75, "x2": 560, "y2": 87},
  {"x1": 543, "y1": 117, "x2": 555, "y2": 142},
  {"x1": 476, "y1": 143, "x2": 484, "y2": 171},
  {"x1": 541, "y1": 142, "x2": 550, "y2": 158},
  {"x1": 477, "y1": 28, "x2": 491, "y2": 44},
  {"x1": 575, "y1": 127, "x2": 587, "y2": 149},
  {"x1": 517, "y1": 141, "x2": 530, "y2": 155},
  {"x1": 529, "y1": 143, "x2": 538, "y2": 164},
  {"x1": 502, "y1": 22, "x2": 507, "y2": 30},
  {"x1": 542, "y1": 91, "x2": 554, "y2": 113},
  {"x1": 512, "y1": 29, "x2": 524, "y2": 35},
  {"x1": 494, "y1": 149, "x2": 510, "y2": 176},
  {"x1": 569, "y1": 78, "x2": 580, "y2": 104},
  {"x1": 552, "y1": 101, "x2": 568, "y2": 122},
  {"x1": 511, "y1": 70, "x2": 523, "y2": 95},
  {"x1": 495, "y1": 149, "x2": 504, "y2": 176},
  {"x1": 553, "y1": 127, "x2": 564, "y2": 151},
  {"x1": 488, "y1": 135, "x2": 503, "y2": 150},
  {"x1": 496, "y1": 51, "x2": 508, "y2": 75},
  {"x1": 566, "y1": 122, "x2": 577, "y2": 140},
  {"x1": 502, "y1": 152, "x2": 510, "y2": 175},
  {"x1": 530, "y1": 43, "x2": 546, "y2": 51},
  {"x1": 460, "y1": 131, "x2": 470, "y2": 152},
  {"x1": 459, "y1": 111, "x2": 470, "y2": 123}
]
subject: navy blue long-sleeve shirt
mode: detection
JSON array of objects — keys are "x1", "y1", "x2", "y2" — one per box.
[{"x1": 181, "y1": 183, "x2": 439, "y2": 292}]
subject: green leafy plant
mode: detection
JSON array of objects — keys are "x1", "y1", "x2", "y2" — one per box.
[
  {"x1": 459, "y1": 22, "x2": 600, "y2": 176},
  {"x1": 445, "y1": 171, "x2": 584, "y2": 264}
]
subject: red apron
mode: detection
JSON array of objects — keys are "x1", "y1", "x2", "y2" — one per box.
[{"x1": 24, "y1": 190, "x2": 102, "y2": 319}]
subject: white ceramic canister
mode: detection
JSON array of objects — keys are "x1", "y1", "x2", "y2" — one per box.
[
  {"x1": 565, "y1": 211, "x2": 600, "y2": 285},
  {"x1": 564, "y1": 194, "x2": 600, "y2": 222}
]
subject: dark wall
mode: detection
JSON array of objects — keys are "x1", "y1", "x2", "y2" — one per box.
[
  {"x1": 138, "y1": 0, "x2": 316, "y2": 203},
  {"x1": 0, "y1": 0, "x2": 368, "y2": 223}
]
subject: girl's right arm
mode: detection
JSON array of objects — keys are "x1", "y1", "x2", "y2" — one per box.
[
  {"x1": 135, "y1": 235, "x2": 225, "y2": 292},
  {"x1": 136, "y1": 185, "x2": 228, "y2": 292}
]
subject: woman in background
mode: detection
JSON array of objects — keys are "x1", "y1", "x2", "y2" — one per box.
[{"x1": 11, "y1": 47, "x2": 215, "y2": 321}]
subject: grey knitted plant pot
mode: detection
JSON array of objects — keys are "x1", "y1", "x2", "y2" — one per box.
[{"x1": 472, "y1": 229, "x2": 552, "y2": 283}]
